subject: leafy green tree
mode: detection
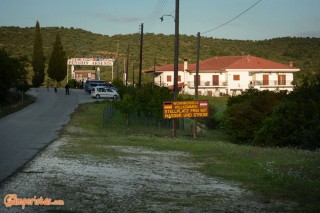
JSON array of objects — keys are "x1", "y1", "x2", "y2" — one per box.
[
  {"x1": 0, "y1": 49, "x2": 30, "y2": 102},
  {"x1": 254, "y1": 73, "x2": 320, "y2": 150},
  {"x1": 32, "y1": 21, "x2": 45, "y2": 87},
  {"x1": 0, "y1": 49, "x2": 16, "y2": 101},
  {"x1": 222, "y1": 89, "x2": 285, "y2": 143},
  {"x1": 121, "y1": 94, "x2": 136, "y2": 126},
  {"x1": 136, "y1": 83, "x2": 171, "y2": 125},
  {"x1": 47, "y1": 34, "x2": 67, "y2": 83},
  {"x1": 14, "y1": 56, "x2": 30, "y2": 102}
]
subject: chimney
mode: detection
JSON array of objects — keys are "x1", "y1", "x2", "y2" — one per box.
[
  {"x1": 289, "y1": 61, "x2": 294, "y2": 67},
  {"x1": 184, "y1": 59, "x2": 188, "y2": 71}
]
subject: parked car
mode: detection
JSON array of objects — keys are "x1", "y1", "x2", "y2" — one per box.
[
  {"x1": 85, "y1": 80, "x2": 107, "y2": 93},
  {"x1": 91, "y1": 86, "x2": 119, "y2": 99}
]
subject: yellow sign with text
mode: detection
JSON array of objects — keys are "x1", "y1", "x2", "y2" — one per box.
[{"x1": 163, "y1": 100, "x2": 209, "y2": 119}]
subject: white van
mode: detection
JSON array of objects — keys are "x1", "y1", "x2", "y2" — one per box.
[{"x1": 91, "y1": 86, "x2": 119, "y2": 99}]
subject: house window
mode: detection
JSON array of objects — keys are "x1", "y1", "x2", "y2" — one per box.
[
  {"x1": 178, "y1": 75, "x2": 181, "y2": 82},
  {"x1": 212, "y1": 75, "x2": 219, "y2": 86},
  {"x1": 207, "y1": 91, "x2": 213, "y2": 96},
  {"x1": 263, "y1": 75, "x2": 269, "y2": 85},
  {"x1": 167, "y1": 75, "x2": 172, "y2": 82},
  {"x1": 233, "y1": 75, "x2": 240, "y2": 81},
  {"x1": 278, "y1": 75, "x2": 286, "y2": 85},
  {"x1": 194, "y1": 75, "x2": 201, "y2": 86}
]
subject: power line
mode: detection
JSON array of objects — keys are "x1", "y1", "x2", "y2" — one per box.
[
  {"x1": 202, "y1": 0, "x2": 263, "y2": 35},
  {"x1": 144, "y1": 0, "x2": 168, "y2": 33}
]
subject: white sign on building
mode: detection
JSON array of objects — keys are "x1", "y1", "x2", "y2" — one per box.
[
  {"x1": 67, "y1": 58, "x2": 115, "y2": 82},
  {"x1": 67, "y1": 58, "x2": 114, "y2": 66}
]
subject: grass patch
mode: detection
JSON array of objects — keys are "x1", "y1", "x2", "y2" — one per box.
[
  {"x1": 0, "y1": 92, "x2": 35, "y2": 118},
  {"x1": 62, "y1": 100, "x2": 320, "y2": 212}
]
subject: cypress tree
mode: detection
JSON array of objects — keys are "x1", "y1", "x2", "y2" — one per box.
[
  {"x1": 32, "y1": 21, "x2": 45, "y2": 87},
  {"x1": 47, "y1": 34, "x2": 67, "y2": 83}
]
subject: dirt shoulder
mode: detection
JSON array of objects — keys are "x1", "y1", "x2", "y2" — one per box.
[{"x1": 0, "y1": 135, "x2": 296, "y2": 212}]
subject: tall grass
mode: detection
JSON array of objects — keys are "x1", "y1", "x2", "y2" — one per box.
[{"x1": 64, "y1": 100, "x2": 320, "y2": 211}]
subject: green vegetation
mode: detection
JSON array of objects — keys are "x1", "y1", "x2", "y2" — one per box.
[
  {"x1": 1, "y1": 26, "x2": 320, "y2": 84},
  {"x1": 47, "y1": 33, "x2": 67, "y2": 84},
  {"x1": 0, "y1": 48, "x2": 30, "y2": 102},
  {"x1": 0, "y1": 92, "x2": 35, "y2": 118},
  {"x1": 222, "y1": 72, "x2": 320, "y2": 150},
  {"x1": 31, "y1": 21, "x2": 45, "y2": 87},
  {"x1": 114, "y1": 81, "x2": 172, "y2": 126},
  {"x1": 62, "y1": 100, "x2": 319, "y2": 212},
  {"x1": 254, "y1": 73, "x2": 320, "y2": 149},
  {"x1": 222, "y1": 89, "x2": 285, "y2": 143}
]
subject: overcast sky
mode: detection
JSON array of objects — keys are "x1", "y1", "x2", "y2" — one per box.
[{"x1": 1, "y1": 0, "x2": 319, "y2": 40}]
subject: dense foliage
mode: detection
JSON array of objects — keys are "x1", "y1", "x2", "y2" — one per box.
[
  {"x1": 1, "y1": 26, "x2": 320, "y2": 84},
  {"x1": 254, "y1": 73, "x2": 320, "y2": 150},
  {"x1": 0, "y1": 49, "x2": 29, "y2": 102},
  {"x1": 31, "y1": 21, "x2": 45, "y2": 87},
  {"x1": 222, "y1": 74, "x2": 320, "y2": 150},
  {"x1": 47, "y1": 34, "x2": 67, "y2": 84},
  {"x1": 113, "y1": 80, "x2": 171, "y2": 126},
  {"x1": 222, "y1": 89, "x2": 285, "y2": 143}
]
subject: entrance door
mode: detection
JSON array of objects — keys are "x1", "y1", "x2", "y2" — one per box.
[
  {"x1": 212, "y1": 75, "x2": 219, "y2": 86},
  {"x1": 263, "y1": 75, "x2": 269, "y2": 85}
]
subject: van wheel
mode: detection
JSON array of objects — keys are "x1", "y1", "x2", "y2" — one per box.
[
  {"x1": 113, "y1": 95, "x2": 118, "y2": 99},
  {"x1": 96, "y1": 94, "x2": 100, "y2": 99}
]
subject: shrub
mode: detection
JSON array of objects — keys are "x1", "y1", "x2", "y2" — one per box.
[
  {"x1": 254, "y1": 73, "x2": 320, "y2": 150},
  {"x1": 222, "y1": 89, "x2": 284, "y2": 143}
]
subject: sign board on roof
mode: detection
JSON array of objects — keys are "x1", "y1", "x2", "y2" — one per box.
[
  {"x1": 67, "y1": 58, "x2": 114, "y2": 66},
  {"x1": 163, "y1": 100, "x2": 209, "y2": 119}
]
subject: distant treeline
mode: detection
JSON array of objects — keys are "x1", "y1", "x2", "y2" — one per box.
[{"x1": 1, "y1": 26, "x2": 320, "y2": 82}]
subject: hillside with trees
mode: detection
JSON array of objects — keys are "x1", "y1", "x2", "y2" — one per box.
[{"x1": 0, "y1": 26, "x2": 320, "y2": 83}]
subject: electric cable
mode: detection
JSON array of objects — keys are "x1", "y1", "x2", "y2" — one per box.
[
  {"x1": 202, "y1": 0, "x2": 263, "y2": 35},
  {"x1": 144, "y1": 0, "x2": 168, "y2": 33}
]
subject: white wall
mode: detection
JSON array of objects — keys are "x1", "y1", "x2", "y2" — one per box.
[
  {"x1": 227, "y1": 71, "x2": 251, "y2": 94},
  {"x1": 153, "y1": 70, "x2": 296, "y2": 95}
]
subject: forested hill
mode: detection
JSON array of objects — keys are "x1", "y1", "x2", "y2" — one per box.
[{"x1": 1, "y1": 26, "x2": 320, "y2": 81}]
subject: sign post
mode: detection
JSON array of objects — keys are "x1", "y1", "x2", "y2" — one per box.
[{"x1": 163, "y1": 100, "x2": 209, "y2": 125}]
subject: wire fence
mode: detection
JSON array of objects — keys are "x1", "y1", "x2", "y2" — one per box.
[
  {"x1": 102, "y1": 101, "x2": 194, "y2": 132},
  {"x1": 103, "y1": 102, "x2": 114, "y2": 125}
]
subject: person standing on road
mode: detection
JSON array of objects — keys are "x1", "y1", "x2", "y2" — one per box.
[{"x1": 65, "y1": 83, "x2": 70, "y2": 95}]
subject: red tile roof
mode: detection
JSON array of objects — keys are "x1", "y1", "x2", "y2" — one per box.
[
  {"x1": 144, "y1": 64, "x2": 185, "y2": 73},
  {"x1": 187, "y1": 56, "x2": 299, "y2": 71},
  {"x1": 144, "y1": 56, "x2": 299, "y2": 73}
]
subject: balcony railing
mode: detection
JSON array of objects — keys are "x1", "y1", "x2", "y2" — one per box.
[
  {"x1": 188, "y1": 81, "x2": 227, "y2": 87},
  {"x1": 154, "y1": 80, "x2": 294, "y2": 88},
  {"x1": 251, "y1": 80, "x2": 294, "y2": 87}
]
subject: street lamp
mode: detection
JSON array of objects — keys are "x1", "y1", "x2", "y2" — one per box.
[
  {"x1": 160, "y1": 14, "x2": 175, "y2": 22},
  {"x1": 160, "y1": 0, "x2": 179, "y2": 137}
]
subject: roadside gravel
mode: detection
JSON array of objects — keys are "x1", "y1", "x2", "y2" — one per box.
[{"x1": 0, "y1": 136, "x2": 297, "y2": 212}]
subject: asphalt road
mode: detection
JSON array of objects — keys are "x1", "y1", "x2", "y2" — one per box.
[{"x1": 0, "y1": 88, "x2": 96, "y2": 183}]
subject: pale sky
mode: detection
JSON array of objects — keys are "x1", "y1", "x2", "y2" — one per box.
[{"x1": 0, "y1": 0, "x2": 319, "y2": 40}]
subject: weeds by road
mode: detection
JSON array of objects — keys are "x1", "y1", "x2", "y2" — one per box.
[{"x1": 0, "y1": 100, "x2": 319, "y2": 212}]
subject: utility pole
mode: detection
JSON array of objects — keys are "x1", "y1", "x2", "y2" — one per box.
[
  {"x1": 115, "y1": 40, "x2": 119, "y2": 81},
  {"x1": 172, "y1": 0, "x2": 179, "y2": 137},
  {"x1": 138, "y1": 23, "x2": 143, "y2": 87},
  {"x1": 132, "y1": 62, "x2": 135, "y2": 86},
  {"x1": 195, "y1": 32, "x2": 200, "y2": 100},
  {"x1": 126, "y1": 43, "x2": 130, "y2": 86},
  {"x1": 194, "y1": 32, "x2": 200, "y2": 139},
  {"x1": 153, "y1": 57, "x2": 156, "y2": 86}
]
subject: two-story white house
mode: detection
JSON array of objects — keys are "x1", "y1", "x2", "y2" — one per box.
[{"x1": 145, "y1": 56, "x2": 300, "y2": 96}]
